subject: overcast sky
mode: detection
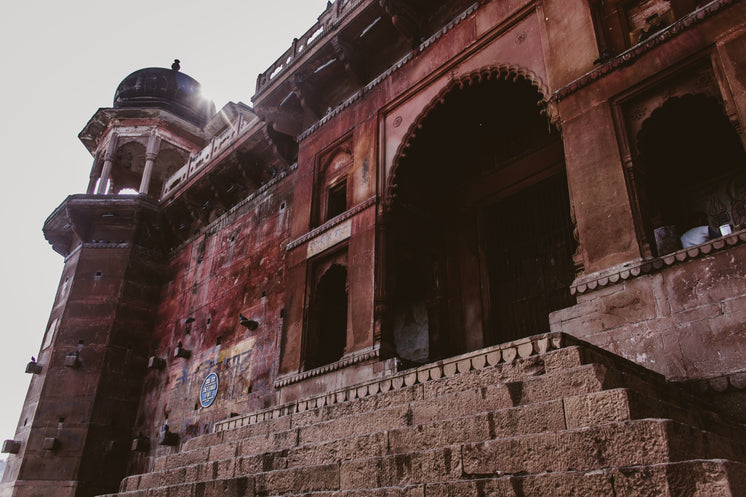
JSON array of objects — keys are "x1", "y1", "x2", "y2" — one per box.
[{"x1": 0, "y1": 0, "x2": 329, "y2": 457}]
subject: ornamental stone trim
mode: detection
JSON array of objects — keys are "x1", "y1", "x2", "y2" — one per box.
[
  {"x1": 687, "y1": 369, "x2": 746, "y2": 395},
  {"x1": 273, "y1": 345, "x2": 382, "y2": 389},
  {"x1": 571, "y1": 229, "x2": 746, "y2": 296},
  {"x1": 552, "y1": 0, "x2": 741, "y2": 102},
  {"x1": 215, "y1": 331, "x2": 575, "y2": 433},
  {"x1": 286, "y1": 196, "x2": 376, "y2": 252}
]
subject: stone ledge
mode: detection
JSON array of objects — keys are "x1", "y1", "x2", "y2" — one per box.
[
  {"x1": 215, "y1": 332, "x2": 575, "y2": 433},
  {"x1": 571, "y1": 229, "x2": 746, "y2": 296},
  {"x1": 273, "y1": 345, "x2": 382, "y2": 388},
  {"x1": 286, "y1": 196, "x2": 376, "y2": 252}
]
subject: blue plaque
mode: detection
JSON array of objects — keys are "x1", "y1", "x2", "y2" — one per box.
[{"x1": 199, "y1": 372, "x2": 219, "y2": 408}]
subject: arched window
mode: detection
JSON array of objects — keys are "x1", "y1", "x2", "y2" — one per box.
[
  {"x1": 636, "y1": 94, "x2": 746, "y2": 253},
  {"x1": 314, "y1": 148, "x2": 352, "y2": 226}
]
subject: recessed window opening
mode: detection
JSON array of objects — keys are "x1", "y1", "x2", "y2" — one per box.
[
  {"x1": 305, "y1": 264, "x2": 348, "y2": 370},
  {"x1": 636, "y1": 94, "x2": 746, "y2": 255},
  {"x1": 326, "y1": 180, "x2": 347, "y2": 221}
]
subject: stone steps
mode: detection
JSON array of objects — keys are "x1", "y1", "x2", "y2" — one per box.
[
  {"x1": 107, "y1": 458, "x2": 746, "y2": 496},
  {"x1": 136, "y1": 363, "x2": 619, "y2": 486},
  {"x1": 101, "y1": 333, "x2": 746, "y2": 497}
]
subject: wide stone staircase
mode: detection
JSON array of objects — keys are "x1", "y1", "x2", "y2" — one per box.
[{"x1": 101, "y1": 333, "x2": 746, "y2": 496}]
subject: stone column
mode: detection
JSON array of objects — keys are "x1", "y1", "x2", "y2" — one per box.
[
  {"x1": 139, "y1": 134, "x2": 162, "y2": 195},
  {"x1": 86, "y1": 156, "x2": 102, "y2": 194},
  {"x1": 96, "y1": 134, "x2": 119, "y2": 195}
]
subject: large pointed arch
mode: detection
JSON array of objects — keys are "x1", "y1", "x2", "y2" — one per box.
[
  {"x1": 384, "y1": 64, "x2": 554, "y2": 210},
  {"x1": 378, "y1": 64, "x2": 575, "y2": 363}
]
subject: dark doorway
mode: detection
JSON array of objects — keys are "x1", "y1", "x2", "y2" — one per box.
[
  {"x1": 305, "y1": 264, "x2": 348, "y2": 369},
  {"x1": 483, "y1": 173, "x2": 576, "y2": 343},
  {"x1": 388, "y1": 68, "x2": 576, "y2": 363}
]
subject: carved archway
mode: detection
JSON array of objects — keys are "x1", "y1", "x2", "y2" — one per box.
[
  {"x1": 385, "y1": 64, "x2": 554, "y2": 209},
  {"x1": 379, "y1": 64, "x2": 575, "y2": 362}
]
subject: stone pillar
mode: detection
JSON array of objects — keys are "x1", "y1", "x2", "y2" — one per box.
[
  {"x1": 86, "y1": 156, "x2": 102, "y2": 194},
  {"x1": 139, "y1": 134, "x2": 162, "y2": 195},
  {"x1": 561, "y1": 102, "x2": 642, "y2": 273},
  {"x1": 96, "y1": 134, "x2": 118, "y2": 195}
]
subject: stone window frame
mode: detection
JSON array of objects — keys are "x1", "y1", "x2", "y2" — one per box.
[
  {"x1": 610, "y1": 56, "x2": 745, "y2": 258},
  {"x1": 312, "y1": 135, "x2": 354, "y2": 228},
  {"x1": 301, "y1": 247, "x2": 350, "y2": 372}
]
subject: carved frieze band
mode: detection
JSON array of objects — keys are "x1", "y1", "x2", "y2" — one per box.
[
  {"x1": 553, "y1": 0, "x2": 741, "y2": 101},
  {"x1": 273, "y1": 346, "x2": 381, "y2": 389},
  {"x1": 687, "y1": 369, "x2": 746, "y2": 395},
  {"x1": 215, "y1": 332, "x2": 574, "y2": 433},
  {"x1": 571, "y1": 229, "x2": 746, "y2": 296},
  {"x1": 286, "y1": 196, "x2": 376, "y2": 252}
]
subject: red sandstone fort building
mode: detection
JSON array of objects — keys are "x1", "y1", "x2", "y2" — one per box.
[{"x1": 3, "y1": 0, "x2": 746, "y2": 495}]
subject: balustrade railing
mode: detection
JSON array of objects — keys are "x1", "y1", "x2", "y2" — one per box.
[
  {"x1": 254, "y1": 0, "x2": 365, "y2": 94},
  {"x1": 161, "y1": 115, "x2": 255, "y2": 200}
]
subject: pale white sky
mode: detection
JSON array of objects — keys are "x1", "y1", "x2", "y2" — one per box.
[{"x1": 0, "y1": 0, "x2": 329, "y2": 456}]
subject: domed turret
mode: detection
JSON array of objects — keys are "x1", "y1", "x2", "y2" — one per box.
[{"x1": 113, "y1": 61, "x2": 214, "y2": 126}]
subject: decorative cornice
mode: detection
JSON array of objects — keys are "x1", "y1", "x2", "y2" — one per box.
[
  {"x1": 273, "y1": 346, "x2": 382, "y2": 388},
  {"x1": 552, "y1": 0, "x2": 741, "y2": 102},
  {"x1": 215, "y1": 332, "x2": 574, "y2": 433},
  {"x1": 571, "y1": 229, "x2": 746, "y2": 295},
  {"x1": 298, "y1": 2, "x2": 481, "y2": 142},
  {"x1": 286, "y1": 195, "x2": 377, "y2": 251}
]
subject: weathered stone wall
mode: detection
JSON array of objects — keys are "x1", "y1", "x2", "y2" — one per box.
[
  {"x1": 129, "y1": 178, "x2": 294, "y2": 473},
  {"x1": 551, "y1": 239, "x2": 746, "y2": 383}
]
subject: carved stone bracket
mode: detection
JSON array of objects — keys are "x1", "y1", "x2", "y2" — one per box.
[
  {"x1": 291, "y1": 75, "x2": 322, "y2": 121},
  {"x1": 379, "y1": 0, "x2": 423, "y2": 47},
  {"x1": 331, "y1": 34, "x2": 367, "y2": 85}
]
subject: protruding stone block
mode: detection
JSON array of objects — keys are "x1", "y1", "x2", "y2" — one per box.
[
  {"x1": 64, "y1": 352, "x2": 81, "y2": 368},
  {"x1": 25, "y1": 361, "x2": 42, "y2": 374},
  {"x1": 2, "y1": 440, "x2": 21, "y2": 454},
  {"x1": 131, "y1": 436, "x2": 150, "y2": 452},
  {"x1": 42, "y1": 437, "x2": 59, "y2": 450},
  {"x1": 159, "y1": 431, "x2": 179, "y2": 446},
  {"x1": 174, "y1": 345, "x2": 191, "y2": 360},
  {"x1": 148, "y1": 356, "x2": 166, "y2": 370}
]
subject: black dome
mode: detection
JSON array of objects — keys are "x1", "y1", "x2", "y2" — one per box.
[{"x1": 113, "y1": 67, "x2": 214, "y2": 126}]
